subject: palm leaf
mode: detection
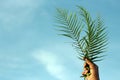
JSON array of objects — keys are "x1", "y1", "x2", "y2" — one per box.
[
  {"x1": 56, "y1": 8, "x2": 84, "y2": 41},
  {"x1": 55, "y1": 6, "x2": 108, "y2": 62}
]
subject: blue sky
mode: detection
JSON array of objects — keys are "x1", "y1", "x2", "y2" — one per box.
[{"x1": 0, "y1": 0, "x2": 120, "y2": 80}]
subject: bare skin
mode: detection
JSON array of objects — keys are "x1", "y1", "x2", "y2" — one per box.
[{"x1": 82, "y1": 59, "x2": 100, "y2": 80}]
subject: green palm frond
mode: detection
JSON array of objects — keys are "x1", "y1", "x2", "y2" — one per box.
[
  {"x1": 56, "y1": 8, "x2": 83, "y2": 41},
  {"x1": 55, "y1": 7, "x2": 108, "y2": 62},
  {"x1": 77, "y1": 6, "x2": 108, "y2": 62}
]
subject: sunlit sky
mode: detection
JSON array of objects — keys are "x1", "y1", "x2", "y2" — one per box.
[{"x1": 0, "y1": 0, "x2": 120, "y2": 80}]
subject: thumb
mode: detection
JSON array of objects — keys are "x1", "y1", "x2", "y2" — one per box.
[{"x1": 85, "y1": 59, "x2": 95, "y2": 69}]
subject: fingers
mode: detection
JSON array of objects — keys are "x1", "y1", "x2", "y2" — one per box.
[
  {"x1": 84, "y1": 62, "x2": 87, "y2": 67},
  {"x1": 82, "y1": 68, "x2": 88, "y2": 75},
  {"x1": 82, "y1": 62, "x2": 90, "y2": 76}
]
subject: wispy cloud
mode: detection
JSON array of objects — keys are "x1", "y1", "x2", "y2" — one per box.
[{"x1": 32, "y1": 50, "x2": 70, "y2": 80}]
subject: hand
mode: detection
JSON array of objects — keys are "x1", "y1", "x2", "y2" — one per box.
[{"x1": 82, "y1": 59, "x2": 100, "y2": 80}]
